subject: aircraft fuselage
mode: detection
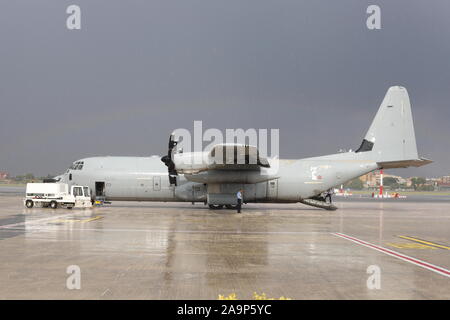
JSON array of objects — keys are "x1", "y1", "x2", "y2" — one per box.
[{"x1": 59, "y1": 155, "x2": 378, "y2": 204}]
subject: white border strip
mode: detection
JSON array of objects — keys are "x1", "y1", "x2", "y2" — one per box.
[{"x1": 331, "y1": 232, "x2": 450, "y2": 278}]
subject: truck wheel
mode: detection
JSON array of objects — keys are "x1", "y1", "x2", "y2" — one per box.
[
  {"x1": 225, "y1": 204, "x2": 237, "y2": 209},
  {"x1": 50, "y1": 201, "x2": 58, "y2": 209},
  {"x1": 208, "y1": 204, "x2": 223, "y2": 209},
  {"x1": 25, "y1": 200, "x2": 34, "y2": 208}
]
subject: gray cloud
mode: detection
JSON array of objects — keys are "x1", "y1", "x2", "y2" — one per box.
[{"x1": 1, "y1": 1, "x2": 449, "y2": 177}]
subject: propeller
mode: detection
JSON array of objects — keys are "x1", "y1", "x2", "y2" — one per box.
[{"x1": 161, "y1": 133, "x2": 178, "y2": 186}]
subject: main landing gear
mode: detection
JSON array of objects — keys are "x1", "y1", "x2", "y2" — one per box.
[{"x1": 208, "y1": 204, "x2": 238, "y2": 210}]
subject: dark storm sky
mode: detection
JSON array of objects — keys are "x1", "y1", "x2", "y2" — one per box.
[{"x1": 0, "y1": 1, "x2": 449, "y2": 177}]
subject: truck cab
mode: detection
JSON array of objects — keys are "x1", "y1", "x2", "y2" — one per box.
[
  {"x1": 24, "y1": 183, "x2": 92, "y2": 209},
  {"x1": 70, "y1": 185, "x2": 92, "y2": 208}
]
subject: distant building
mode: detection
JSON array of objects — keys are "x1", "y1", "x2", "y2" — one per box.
[
  {"x1": 405, "y1": 177, "x2": 413, "y2": 188},
  {"x1": 360, "y1": 172, "x2": 377, "y2": 188},
  {"x1": 440, "y1": 176, "x2": 450, "y2": 184},
  {"x1": 360, "y1": 173, "x2": 450, "y2": 191},
  {"x1": 360, "y1": 171, "x2": 407, "y2": 188},
  {"x1": 437, "y1": 183, "x2": 450, "y2": 191},
  {"x1": 0, "y1": 172, "x2": 9, "y2": 180},
  {"x1": 436, "y1": 175, "x2": 450, "y2": 191}
]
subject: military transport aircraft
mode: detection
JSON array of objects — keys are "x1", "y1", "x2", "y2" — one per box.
[{"x1": 55, "y1": 86, "x2": 431, "y2": 210}]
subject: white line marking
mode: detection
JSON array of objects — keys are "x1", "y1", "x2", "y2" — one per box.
[{"x1": 331, "y1": 232, "x2": 450, "y2": 278}]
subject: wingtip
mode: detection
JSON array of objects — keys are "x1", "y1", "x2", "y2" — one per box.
[{"x1": 419, "y1": 157, "x2": 433, "y2": 165}]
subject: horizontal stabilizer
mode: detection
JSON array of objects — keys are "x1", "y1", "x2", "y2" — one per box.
[{"x1": 377, "y1": 157, "x2": 433, "y2": 169}]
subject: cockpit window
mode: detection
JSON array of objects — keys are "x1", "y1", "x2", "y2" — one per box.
[{"x1": 69, "y1": 161, "x2": 84, "y2": 170}]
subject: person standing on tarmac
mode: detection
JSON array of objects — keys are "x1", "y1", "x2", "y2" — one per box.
[
  {"x1": 324, "y1": 188, "x2": 334, "y2": 204},
  {"x1": 236, "y1": 189, "x2": 243, "y2": 213}
]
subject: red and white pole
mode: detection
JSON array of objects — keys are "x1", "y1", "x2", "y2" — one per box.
[{"x1": 379, "y1": 169, "x2": 384, "y2": 197}]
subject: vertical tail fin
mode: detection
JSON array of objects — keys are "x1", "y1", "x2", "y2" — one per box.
[{"x1": 356, "y1": 86, "x2": 431, "y2": 168}]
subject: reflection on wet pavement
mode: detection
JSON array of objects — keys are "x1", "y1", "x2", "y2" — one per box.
[{"x1": 0, "y1": 194, "x2": 449, "y2": 299}]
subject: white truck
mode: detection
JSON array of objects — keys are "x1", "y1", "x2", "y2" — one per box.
[{"x1": 24, "y1": 183, "x2": 92, "y2": 209}]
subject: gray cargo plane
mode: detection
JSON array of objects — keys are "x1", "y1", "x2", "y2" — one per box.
[{"x1": 56, "y1": 86, "x2": 431, "y2": 210}]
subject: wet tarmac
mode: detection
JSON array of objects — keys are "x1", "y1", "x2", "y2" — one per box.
[{"x1": 0, "y1": 193, "x2": 449, "y2": 299}]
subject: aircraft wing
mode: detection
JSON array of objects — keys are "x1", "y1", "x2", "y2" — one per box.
[
  {"x1": 172, "y1": 143, "x2": 270, "y2": 174},
  {"x1": 207, "y1": 144, "x2": 270, "y2": 170}
]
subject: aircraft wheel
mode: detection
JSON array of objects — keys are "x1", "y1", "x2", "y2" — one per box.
[
  {"x1": 50, "y1": 201, "x2": 58, "y2": 209},
  {"x1": 208, "y1": 204, "x2": 223, "y2": 209},
  {"x1": 25, "y1": 200, "x2": 34, "y2": 208}
]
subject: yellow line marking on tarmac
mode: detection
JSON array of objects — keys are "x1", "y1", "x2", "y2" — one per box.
[
  {"x1": 81, "y1": 216, "x2": 103, "y2": 223},
  {"x1": 50, "y1": 216, "x2": 103, "y2": 224},
  {"x1": 49, "y1": 219, "x2": 79, "y2": 223},
  {"x1": 398, "y1": 235, "x2": 450, "y2": 250},
  {"x1": 387, "y1": 242, "x2": 436, "y2": 250}
]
